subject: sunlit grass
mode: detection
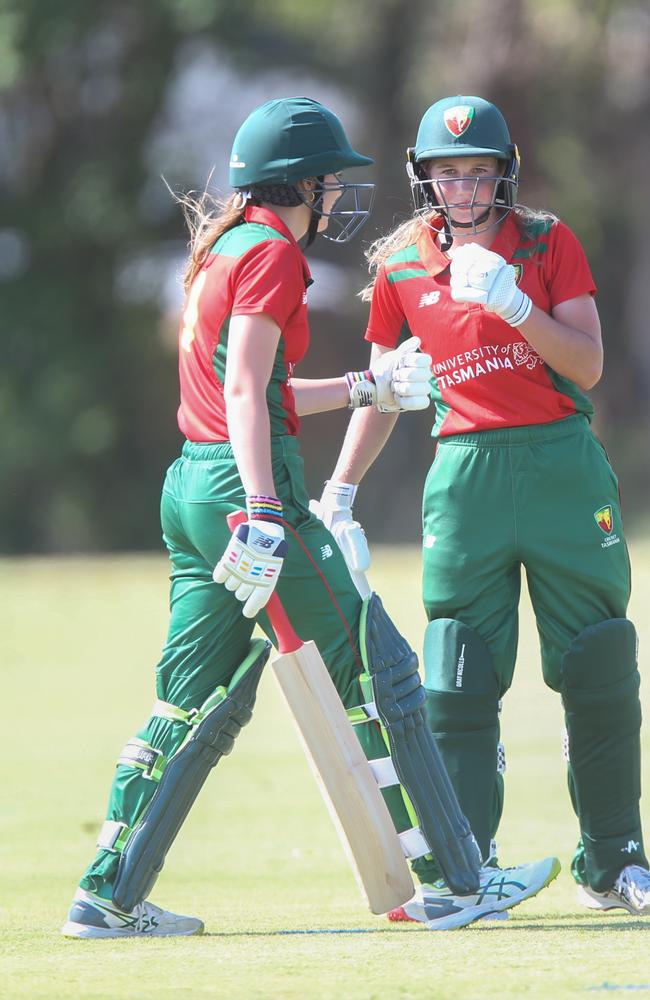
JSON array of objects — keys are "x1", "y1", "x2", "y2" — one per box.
[{"x1": 2, "y1": 542, "x2": 650, "y2": 998}]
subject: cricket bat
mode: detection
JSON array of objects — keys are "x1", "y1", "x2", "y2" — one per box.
[{"x1": 226, "y1": 512, "x2": 414, "y2": 915}]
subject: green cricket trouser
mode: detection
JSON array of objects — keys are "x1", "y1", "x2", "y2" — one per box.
[
  {"x1": 421, "y1": 414, "x2": 635, "y2": 884},
  {"x1": 80, "y1": 436, "x2": 423, "y2": 897}
]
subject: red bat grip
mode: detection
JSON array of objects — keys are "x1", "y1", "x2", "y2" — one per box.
[{"x1": 226, "y1": 509, "x2": 303, "y2": 653}]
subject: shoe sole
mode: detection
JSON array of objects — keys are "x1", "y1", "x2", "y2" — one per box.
[
  {"x1": 61, "y1": 920, "x2": 204, "y2": 939},
  {"x1": 576, "y1": 884, "x2": 648, "y2": 915},
  {"x1": 423, "y1": 857, "x2": 562, "y2": 931},
  {"x1": 387, "y1": 906, "x2": 509, "y2": 923}
]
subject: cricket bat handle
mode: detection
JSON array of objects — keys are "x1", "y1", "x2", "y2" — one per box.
[{"x1": 226, "y1": 509, "x2": 302, "y2": 654}]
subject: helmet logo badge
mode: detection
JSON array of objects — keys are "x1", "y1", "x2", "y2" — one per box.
[
  {"x1": 230, "y1": 153, "x2": 246, "y2": 169},
  {"x1": 443, "y1": 106, "x2": 475, "y2": 137}
]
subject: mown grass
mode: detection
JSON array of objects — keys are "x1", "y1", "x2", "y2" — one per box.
[{"x1": 2, "y1": 542, "x2": 650, "y2": 999}]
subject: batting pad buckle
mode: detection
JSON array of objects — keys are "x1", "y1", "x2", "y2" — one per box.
[
  {"x1": 117, "y1": 738, "x2": 166, "y2": 782},
  {"x1": 97, "y1": 820, "x2": 131, "y2": 853},
  {"x1": 398, "y1": 827, "x2": 431, "y2": 860}
]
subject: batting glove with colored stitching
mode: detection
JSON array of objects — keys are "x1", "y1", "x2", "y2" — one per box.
[
  {"x1": 449, "y1": 243, "x2": 533, "y2": 327},
  {"x1": 213, "y1": 520, "x2": 288, "y2": 618}
]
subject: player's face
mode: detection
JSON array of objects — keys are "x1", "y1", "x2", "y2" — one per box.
[{"x1": 424, "y1": 156, "x2": 503, "y2": 227}]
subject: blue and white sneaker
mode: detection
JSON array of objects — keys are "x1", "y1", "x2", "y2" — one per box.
[
  {"x1": 61, "y1": 888, "x2": 204, "y2": 938},
  {"x1": 577, "y1": 865, "x2": 650, "y2": 916},
  {"x1": 403, "y1": 857, "x2": 561, "y2": 931}
]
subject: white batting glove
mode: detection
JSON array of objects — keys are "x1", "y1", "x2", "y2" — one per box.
[
  {"x1": 449, "y1": 243, "x2": 532, "y2": 327},
  {"x1": 370, "y1": 336, "x2": 433, "y2": 412},
  {"x1": 309, "y1": 481, "x2": 371, "y2": 575},
  {"x1": 213, "y1": 520, "x2": 288, "y2": 618}
]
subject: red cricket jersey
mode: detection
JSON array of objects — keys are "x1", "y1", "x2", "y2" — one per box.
[
  {"x1": 177, "y1": 206, "x2": 312, "y2": 441},
  {"x1": 365, "y1": 213, "x2": 596, "y2": 436}
]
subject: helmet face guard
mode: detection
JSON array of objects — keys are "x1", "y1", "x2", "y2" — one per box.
[
  {"x1": 406, "y1": 145, "x2": 519, "y2": 237},
  {"x1": 298, "y1": 175, "x2": 376, "y2": 243}
]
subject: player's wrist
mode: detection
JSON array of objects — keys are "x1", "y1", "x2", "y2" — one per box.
[
  {"x1": 245, "y1": 494, "x2": 284, "y2": 524},
  {"x1": 494, "y1": 287, "x2": 533, "y2": 327},
  {"x1": 345, "y1": 369, "x2": 377, "y2": 409},
  {"x1": 321, "y1": 480, "x2": 358, "y2": 511}
]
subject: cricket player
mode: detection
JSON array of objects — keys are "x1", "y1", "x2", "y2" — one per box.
[
  {"x1": 62, "y1": 97, "x2": 557, "y2": 938},
  {"x1": 316, "y1": 95, "x2": 650, "y2": 922}
]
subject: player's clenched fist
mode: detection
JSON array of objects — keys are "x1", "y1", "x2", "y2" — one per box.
[
  {"x1": 449, "y1": 242, "x2": 532, "y2": 327},
  {"x1": 346, "y1": 336, "x2": 432, "y2": 412},
  {"x1": 213, "y1": 519, "x2": 288, "y2": 618}
]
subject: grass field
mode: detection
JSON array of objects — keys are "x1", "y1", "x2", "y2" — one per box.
[{"x1": 2, "y1": 541, "x2": 650, "y2": 999}]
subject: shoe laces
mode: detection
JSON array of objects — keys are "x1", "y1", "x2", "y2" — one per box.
[
  {"x1": 132, "y1": 899, "x2": 163, "y2": 932},
  {"x1": 617, "y1": 865, "x2": 650, "y2": 905}
]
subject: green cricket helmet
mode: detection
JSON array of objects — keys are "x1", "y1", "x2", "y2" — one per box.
[
  {"x1": 406, "y1": 96, "x2": 520, "y2": 235},
  {"x1": 228, "y1": 97, "x2": 375, "y2": 243}
]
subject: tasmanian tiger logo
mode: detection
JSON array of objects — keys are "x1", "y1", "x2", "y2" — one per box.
[{"x1": 512, "y1": 342, "x2": 543, "y2": 370}]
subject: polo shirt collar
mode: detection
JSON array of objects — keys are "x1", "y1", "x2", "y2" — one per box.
[
  {"x1": 244, "y1": 205, "x2": 312, "y2": 285},
  {"x1": 416, "y1": 211, "x2": 521, "y2": 276}
]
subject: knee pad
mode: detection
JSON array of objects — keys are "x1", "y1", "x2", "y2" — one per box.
[
  {"x1": 359, "y1": 594, "x2": 481, "y2": 895},
  {"x1": 423, "y1": 618, "x2": 500, "y2": 732},
  {"x1": 423, "y1": 619, "x2": 503, "y2": 860},
  {"x1": 107, "y1": 638, "x2": 270, "y2": 912},
  {"x1": 560, "y1": 618, "x2": 639, "y2": 726}
]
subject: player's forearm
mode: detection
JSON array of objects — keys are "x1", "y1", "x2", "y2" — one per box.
[
  {"x1": 290, "y1": 377, "x2": 349, "y2": 416},
  {"x1": 331, "y1": 406, "x2": 399, "y2": 484},
  {"x1": 519, "y1": 306, "x2": 603, "y2": 390},
  {"x1": 225, "y1": 390, "x2": 276, "y2": 497}
]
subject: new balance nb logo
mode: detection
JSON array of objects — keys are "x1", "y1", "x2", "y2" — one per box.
[
  {"x1": 419, "y1": 291, "x2": 441, "y2": 308},
  {"x1": 320, "y1": 544, "x2": 333, "y2": 560},
  {"x1": 621, "y1": 840, "x2": 640, "y2": 854}
]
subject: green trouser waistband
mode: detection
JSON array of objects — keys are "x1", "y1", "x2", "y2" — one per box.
[
  {"x1": 437, "y1": 414, "x2": 590, "y2": 449},
  {"x1": 181, "y1": 435, "x2": 300, "y2": 463}
]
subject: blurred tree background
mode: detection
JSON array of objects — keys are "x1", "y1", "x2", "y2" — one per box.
[{"x1": 1, "y1": 0, "x2": 648, "y2": 553}]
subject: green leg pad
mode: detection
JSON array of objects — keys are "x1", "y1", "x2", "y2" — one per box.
[
  {"x1": 360, "y1": 595, "x2": 482, "y2": 895},
  {"x1": 423, "y1": 618, "x2": 503, "y2": 863},
  {"x1": 112, "y1": 639, "x2": 271, "y2": 912},
  {"x1": 561, "y1": 618, "x2": 647, "y2": 891}
]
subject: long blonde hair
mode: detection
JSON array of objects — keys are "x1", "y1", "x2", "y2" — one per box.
[
  {"x1": 359, "y1": 205, "x2": 556, "y2": 302},
  {"x1": 176, "y1": 187, "x2": 246, "y2": 292}
]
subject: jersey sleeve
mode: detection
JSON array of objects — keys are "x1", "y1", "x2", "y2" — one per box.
[
  {"x1": 545, "y1": 220, "x2": 597, "y2": 308},
  {"x1": 364, "y1": 267, "x2": 406, "y2": 348},
  {"x1": 231, "y1": 239, "x2": 304, "y2": 329}
]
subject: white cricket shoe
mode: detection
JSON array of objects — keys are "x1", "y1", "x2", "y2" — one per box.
[
  {"x1": 61, "y1": 887, "x2": 204, "y2": 938},
  {"x1": 577, "y1": 865, "x2": 650, "y2": 916},
  {"x1": 403, "y1": 857, "x2": 561, "y2": 931}
]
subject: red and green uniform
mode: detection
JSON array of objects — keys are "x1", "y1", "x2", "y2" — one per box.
[
  {"x1": 178, "y1": 205, "x2": 310, "y2": 440},
  {"x1": 366, "y1": 213, "x2": 595, "y2": 436},
  {"x1": 79, "y1": 207, "x2": 427, "y2": 899},
  {"x1": 366, "y1": 213, "x2": 646, "y2": 891}
]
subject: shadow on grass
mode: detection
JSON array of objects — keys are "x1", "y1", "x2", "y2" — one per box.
[
  {"x1": 202, "y1": 917, "x2": 649, "y2": 937},
  {"x1": 203, "y1": 927, "x2": 412, "y2": 937},
  {"x1": 474, "y1": 919, "x2": 649, "y2": 932}
]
